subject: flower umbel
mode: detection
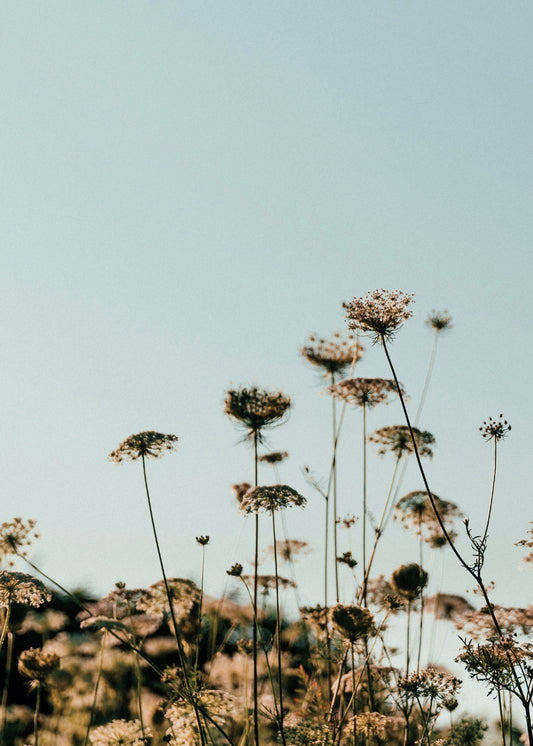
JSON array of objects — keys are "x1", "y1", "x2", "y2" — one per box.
[
  {"x1": 327, "y1": 377, "x2": 399, "y2": 409},
  {"x1": 239, "y1": 485, "x2": 306, "y2": 514},
  {"x1": 344, "y1": 289, "x2": 415, "y2": 342},
  {"x1": 0, "y1": 518, "x2": 38, "y2": 565},
  {"x1": 301, "y1": 331, "x2": 363, "y2": 377},
  {"x1": 426, "y1": 310, "x2": 452, "y2": 332},
  {"x1": 224, "y1": 386, "x2": 290, "y2": 441},
  {"x1": 89, "y1": 718, "x2": 150, "y2": 745},
  {"x1": 108, "y1": 431, "x2": 178, "y2": 463},
  {"x1": 479, "y1": 414, "x2": 511, "y2": 442},
  {"x1": 369, "y1": 425, "x2": 435, "y2": 459},
  {"x1": 0, "y1": 571, "x2": 51, "y2": 608}
]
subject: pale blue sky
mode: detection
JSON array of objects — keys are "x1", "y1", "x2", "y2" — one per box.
[{"x1": 2, "y1": 1, "x2": 532, "y2": 650}]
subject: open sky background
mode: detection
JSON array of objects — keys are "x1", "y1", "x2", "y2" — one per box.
[{"x1": 2, "y1": 3, "x2": 533, "y2": 712}]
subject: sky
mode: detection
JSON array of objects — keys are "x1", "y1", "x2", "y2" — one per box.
[{"x1": 2, "y1": 3, "x2": 533, "y2": 707}]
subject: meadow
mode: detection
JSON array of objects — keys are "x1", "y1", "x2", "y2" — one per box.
[{"x1": 1, "y1": 290, "x2": 532, "y2": 746}]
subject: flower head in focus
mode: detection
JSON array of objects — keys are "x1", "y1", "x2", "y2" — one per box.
[
  {"x1": 89, "y1": 718, "x2": 150, "y2": 746},
  {"x1": 224, "y1": 386, "x2": 290, "y2": 442},
  {"x1": 239, "y1": 485, "x2": 306, "y2": 514},
  {"x1": 479, "y1": 415, "x2": 511, "y2": 442},
  {"x1": 0, "y1": 518, "x2": 39, "y2": 566},
  {"x1": 344, "y1": 289, "x2": 414, "y2": 343},
  {"x1": 0, "y1": 571, "x2": 51, "y2": 609},
  {"x1": 108, "y1": 431, "x2": 178, "y2": 463}
]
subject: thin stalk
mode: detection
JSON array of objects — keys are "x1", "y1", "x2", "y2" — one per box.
[
  {"x1": 362, "y1": 402, "x2": 367, "y2": 606},
  {"x1": 0, "y1": 604, "x2": 10, "y2": 652},
  {"x1": 271, "y1": 508, "x2": 287, "y2": 746},
  {"x1": 33, "y1": 683, "x2": 41, "y2": 746},
  {"x1": 481, "y1": 438, "x2": 498, "y2": 548},
  {"x1": 406, "y1": 599, "x2": 412, "y2": 676},
  {"x1": 497, "y1": 688, "x2": 507, "y2": 746},
  {"x1": 0, "y1": 629, "x2": 14, "y2": 743},
  {"x1": 414, "y1": 331, "x2": 440, "y2": 426},
  {"x1": 252, "y1": 430, "x2": 260, "y2": 746},
  {"x1": 195, "y1": 543, "x2": 207, "y2": 674},
  {"x1": 351, "y1": 643, "x2": 356, "y2": 746},
  {"x1": 417, "y1": 513, "x2": 424, "y2": 673},
  {"x1": 84, "y1": 629, "x2": 107, "y2": 746},
  {"x1": 331, "y1": 371, "x2": 340, "y2": 603}
]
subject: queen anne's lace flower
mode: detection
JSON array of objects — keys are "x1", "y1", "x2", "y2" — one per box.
[
  {"x1": 108, "y1": 431, "x2": 178, "y2": 463},
  {"x1": 328, "y1": 377, "x2": 398, "y2": 408},
  {"x1": 345, "y1": 289, "x2": 414, "y2": 342},
  {"x1": 301, "y1": 332, "x2": 363, "y2": 377},
  {"x1": 240, "y1": 485, "x2": 306, "y2": 514},
  {"x1": 165, "y1": 691, "x2": 236, "y2": 745},
  {"x1": 89, "y1": 719, "x2": 150, "y2": 745},
  {"x1": 0, "y1": 571, "x2": 51, "y2": 608}
]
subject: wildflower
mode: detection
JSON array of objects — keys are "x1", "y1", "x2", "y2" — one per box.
[
  {"x1": 338, "y1": 514, "x2": 357, "y2": 528},
  {"x1": 516, "y1": 523, "x2": 533, "y2": 566},
  {"x1": 426, "y1": 310, "x2": 452, "y2": 332},
  {"x1": 344, "y1": 289, "x2": 415, "y2": 342},
  {"x1": 240, "y1": 485, "x2": 306, "y2": 514},
  {"x1": 390, "y1": 563, "x2": 428, "y2": 601},
  {"x1": 137, "y1": 578, "x2": 200, "y2": 632},
  {"x1": 18, "y1": 647, "x2": 60, "y2": 681},
  {"x1": 454, "y1": 604, "x2": 533, "y2": 640},
  {"x1": 108, "y1": 431, "x2": 178, "y2": 463},
  {"x1": 479, "y1": 414, "x2": 511, "y2": 441},
  {"x1": 195, "y1": 535, "x2": 209, "y2": 546},
  {"x1": 226, "y1": 563, "x2": 243, "y2": 577},
  {"x1": 0, "y1": 518, "x2": 38, "y2": 564},
  {"x1": 394, "y1": 491, "x2": 463, "y2": 546},
  {"x1": 258, "y1": 450, "x2": 289, "y2": 464},
  {"x1": 398, "y1": 667, "x2": 461, "y2": 703},
  {"x1": 337, "y1": 551, "x2": 357, "y2": 568},
  {"x1": 283, "y1": 717, "x2": 333, "y2": 745},
  {"x1": 369, "y1": 425, "x2": 435, "y2": 459},
  {"x1": 165, "y1": 691, "x2": 236, "y2": 744},
  {"x1": 0, "y1": 571, "x2": 51, "y2": 608},
  {"x1": 331, "y1": 604, "x2": 374, "y2": 642},
  {"x1": 327, "y1": 377, "x2": 399, "y2": 408},
  {"x1": 353, "y1": 712, "x2": 391, "y2": 739},
  {"x1": 89, "y1": 719, "x2": 150, "y2": 746},
  {"x1": 224, "y1": 386, "x2": 290, "y2": 441},
  {"x1": 457, "y1": 636, "x2": 532, "y2": 694},
  {"x1": 232, "y1": 482, "x2": 252, "y2": 504},
  {"x1": 301, "y1": 331, "x2": 363, "y2": 378}
]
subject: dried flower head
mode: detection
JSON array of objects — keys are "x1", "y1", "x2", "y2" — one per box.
[
  {"x1": 479, "y1": 414, "x2": 511, "y2": 442},
  {"x1": 243, "y1": 574, "x2": 297, "y2": 594},
  {"x1": 0, "y1": 571, "x2": 51, "y2": 609},
  {"x1": 328, "y1": 377, "x2": 399, "y2": 409},
  {"x1": 240, "y1": 484, "x2": 306, "y2": 514},
  {"x1": 224, "y1": 386, "x2": 290, "y2": 440},
  {"x1": 390, "y1": 563, "x2": 428, "y2": 601},
  {"x1": 394, "y1": 491, "x2": 463, "y2": 546},
  {"x1": 516, "y1": 523, "x2": 533, "y2": 567},
  {"x1": 457, "y1": 637, "x2": 532, "y2": 695},
  {"x1": 266, "y1": 539, "x2": 310, "y2": 563},
  {"x1": 283, "y1": 718, "x2": 333, "y2": 745},
  {"x1": 426, "y1": 310, "x2": 452, "y2": 332},
  {"x1": 137, "y1": 578, "x2": 200, "y2": 623},
  {"x1": 0, "y1": 518, "x2": 38, "y2": 565},
  {"x1": 18, "y1": 647, "x2": 60, "y2": 681},
  {"x1": 195, "y1": 535, "x2": 210, "y2": 546},
  {"x1": 166, "y1": 690, "x2": 236, "y2": 744},
  {"x1": 353, "y1": 712, "x2": 391, "y2": 739},
  {"x1": 300, "y1": 604, "x2": 329, "y2": 632},
  {"x1": 369, "y1": 425, "x2": 435, "y2": 459},
  {"x1": 232, "y1": 482, "x2": 252, "y2": 504},
  {"x1": 301, "y1": 331, "x2": 363, "y2": 378},
  {"x1": 337, "y1": 551, "x2": 357, "y2": 568},
  {"x1": 331, "y1": 604, "x2": 374, "y2": 642},
  {"x1": 108, "y1": 431, "x2": 178, "y2": 463},
  {"x1": 89, "y1": 719, "x2": 150, "y2": 746},
  {"x1": 258, "y1": 450, "x2": 289, "y2": 464},
  {"x1": 425, "y1": 593, "x2": 474, "y2": 621},
  {"x1": 344, "y1": 289, "x2": 415, "y2": 342},
  {"x1": 226, "y1": 563, "x2": 243, "y2": 577},
  {"x1": 398, "y1": 668, "x2": 461, "y2": 703}
]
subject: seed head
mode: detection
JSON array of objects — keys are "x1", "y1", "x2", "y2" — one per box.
[
  {"x1": 232, "y1": 482, "x2": 252, "y2": 504},
  {"x1": 226, "y1": 563, "x2": 243, "y2": 577},
  {"x1": 195, "y1": 535, "x2": 209, "y2": 546},
  {"x1": 344, "y1": 289, "x2": 415, "y2": 343},
  {"x1": 224, "y1": 386, "x2": 290, "y2": 441},
  {"x1": 331, "y1": 604, "x2": 374, "y2": 642},
  {"x1": 258, "y1": 450, "x2": 289, "y2": 464},
  {"x1": 301, "y1": 332, "x2": 363, "y2": 378},
  {"x1": 239, "y1": 484, "x2": 306, "y2": 514},
  {"x1": 394, "y1": 491, "x2": 463, "y2": 546},
  {"x1": 426, "y1": 310, "x2": 452, "y2": 332},
  {"x1": 18, "y1": 647, "x2": 60, "y2": 681},
  {"x1": 391, "y1": 563, "x2": 428, "y2": 601},
  {"x1": 0, "y1": 571, "x2": 51, "y2": 609},
  {"x1": 328, "y1": 377, "x2": 399, "y2": 409},
  {"x1": 108, "y1": 431, "x2": 178, "y2": 463},
  {"x1": 0, "y1": 518, "x2": 39, "y2": 565},
  {"x1": 479, "y1": 414, "x2": 511, "y2": 442},
  {"x1": 369, "y1": 425, "x2": 435, "y2": 459}
]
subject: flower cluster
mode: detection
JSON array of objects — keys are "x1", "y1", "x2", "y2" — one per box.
[
  {"x1": 426, "y1": 310, "x2": 452, "y2": 332},
  {"x1": 0, "y1": 571, "x2": 51, "y2": 608},
  {"x1": 479, "y1": 414, "x2": 511, "y2": 442},
  {"x1": 327, "y1": 377, "x2": 398, "y2": 409},
  {"x1": 331, "y1": 604, "x2": 374, "y2": 642},
  {"x1": 165, "y1": 691, "x2": 236, "y2": 745},
  {"x1": 344, "y1": 289, "x2": 415, "y2": 342},
  {"x1": 301, "y1": 331, "x2": 363, "y2": 377},
  {"x1": 353, "y1": 712, "x2": 392, "y2": 739},
  {"x1": 0, "y1": 517, "x2": 38, "y2": 564},
  {"x1": 239, "y1": 485, "x2": 306, "y2": 514},
  {"x1": 258, "y1": 450, "x2": 289, "y2": 464},
  {"x1": 397, "y1": 667, "x2": 462, "y2": 703},
  {"x1": 108, "y1": 431, "x2": 178, "y2": 463},
  {"x1": 224, "y1": 385, "x2": 290, "y2": 439},
  {"x1": 18, "y1": 646, "x2": 60, "y2": 681},
  {"x1": 369, "y1": 425, "x2": 435, "y2": 459},
  {"x1": 89, "y1": 719, "x2": 150, "y2": 746},
  {"x1": 394, "y1": 491, "x2": 463, "y2": 546},
  {"x1": 390, "y1": 563, "x2": 428, "y2": 601}
]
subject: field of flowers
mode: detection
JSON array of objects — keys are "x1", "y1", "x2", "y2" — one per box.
[{"x1": 1, "y1": 290, "x2": 532, "y2": 746}]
